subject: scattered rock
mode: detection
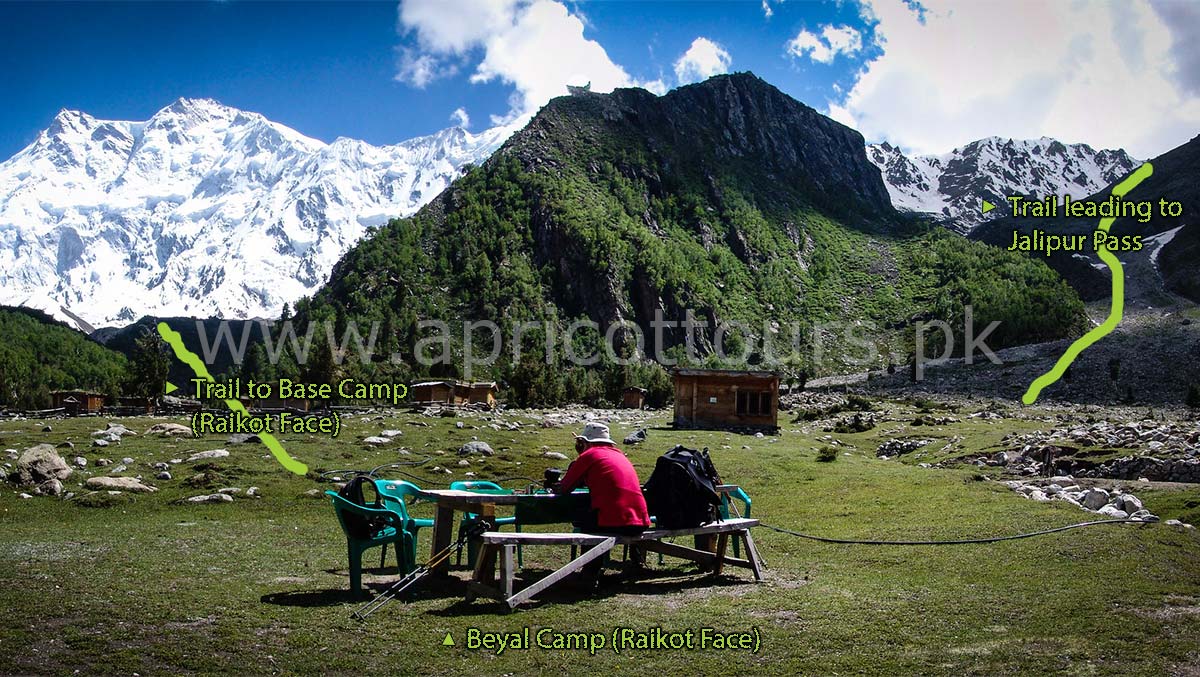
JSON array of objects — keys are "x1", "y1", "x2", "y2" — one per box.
[
  {"x1": 96, "y1": 458, "x2": 112, "y2": 467},
  {"x1": 623, "y1": 428, "x2": 648, "y2": 445},
  {"x1": 146, "y1": 422, "x2": 194, "y2": 437},
  {"x1": 457, "y1": 459, "x2": 471, "y2": 467},
  {"x1": 458, "y1": 441, "x2": 494, "y2": 456},
  {"x1": 108, "y1": 464, "x2": 127, "y2": 474},
  {"x1": 217, "y1": 487, "x2": 242, "y2": 495},
  {"x1": 362, "y1": 437, "x2": 391, "y2": 446},
  {"x1": 1097, "y1": 505, "x2": 1129, "y2": 519},
  {"x1": 41, "y1": 425, "x2": 52, "y2": 433},
  {"x1": 155, "y1": 471, "x2": 172, "y2": 481},
  {"x1": 11, "y1": 444, "x2": 73, "y2": 485},
  {"x1": 18, "y1": 493, "x2": 32, "y2": 499},
  {"x1": 1082, "y1": 488, "x2": 1111, "y2": 511},
  {"x1": 85, "y1": 477, "x2": 157, "y2": 493},
  {"x1": 303, "y1": 489, "x2": 324, "y2": 499},
  {"x1": 186, "y1": 450, "x2": 229, "y2": 462},
  {"x1": 227, "y1": 433, "x2": 260, "y2": 444},
  {"x1": 57, "y1": 441, "x2": 74, "y2": 450},
  {"x1": 73, "y1": 457, "x2": 87, "y2": 468},
  {"x1": 92, "y1": 439, "x2": 110, "y2": 448},
  {"x1": 380, "y1": 430, "x2": 404, "y2": 438},
  {"x1": 876, "y1": 439, "x2": 931, "y2": 458},
  {"x1": 36, "y1": 478, "x2": 64, "y2": 496},
  {"x1": 187, "y1": 493, "x2": 234, "y2": 504},
  {"x1": 246, "y1": 486, "x2": 260, "y2": 498},
  {"x1": 542, "y1": 451, "x2": 569, "y2": 461}
]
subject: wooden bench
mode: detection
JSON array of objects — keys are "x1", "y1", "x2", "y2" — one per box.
[{"x1": 467, "y1": 518, "x2": 762, "y2": 609}]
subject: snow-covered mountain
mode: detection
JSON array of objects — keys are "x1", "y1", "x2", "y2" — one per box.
[
  {"x1": 867, "y1": 137, "x2": 1139, "y2": 232},
  {"x1": 0, "y1": 98, "x2": 514, "y2": 329}
]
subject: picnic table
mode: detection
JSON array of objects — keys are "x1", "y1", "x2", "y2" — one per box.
[{"x1": 413, "y1": 484, "x2": 748, "y2": 577}]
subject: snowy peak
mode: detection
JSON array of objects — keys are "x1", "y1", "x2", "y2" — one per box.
[
  {"x1": 0, "y1": 100, "x2": 516, "y2": 329},
  {"x1": 868, "y1": 136, "x2": 1139, "y2": 232}
]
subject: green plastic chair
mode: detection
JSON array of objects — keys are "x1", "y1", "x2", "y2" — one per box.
[
  {"x1": 719, "y1": 487, "x2": 752, "y2": 557},
  {"x1": 449, "y1": 480, "x2": 521, "y2": 566},
  {"x1": 376, "y1": 479, "x2": 436, "y2": 553},
  {"x1": 325, "y1": 490, "x2": 415, "y2": 597}
]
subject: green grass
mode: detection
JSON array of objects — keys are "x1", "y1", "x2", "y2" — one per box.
[{"x1": 1, "y1": 405, "x2": 1198, "y2": 675}]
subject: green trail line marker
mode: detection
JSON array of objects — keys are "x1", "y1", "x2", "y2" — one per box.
[
  {"x1": 156, "y1": 321, "x2": 308, "y2": 475},
  {"x1": 1021, "y1": 162, "x2": 1154, "y2": 405},
  {"x1": 982, "y1": 199, "x2": 996, "y2": 214},
  {"x1": 164, "y1": 381, "x2": 178, "y2": 395},
  {"x1": 442, "y1": 633, "x2": 455, "y2": 646}
]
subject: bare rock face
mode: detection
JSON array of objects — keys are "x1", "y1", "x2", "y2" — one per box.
[{"x1": 11, "y1": 444, "x2": 73, "y2": 486}]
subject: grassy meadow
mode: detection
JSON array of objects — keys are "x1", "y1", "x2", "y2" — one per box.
[{"x1": 1, "y1": 400, "x2": 1199, "y2": 675}]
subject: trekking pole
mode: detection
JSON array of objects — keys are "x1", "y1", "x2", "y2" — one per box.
[{"x1": 351, "y1": 518, "x2": 490, "y2": 621}]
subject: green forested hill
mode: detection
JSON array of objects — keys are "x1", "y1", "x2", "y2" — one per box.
[
  {"x1": 282, "y1": 73, "x2": 1087, "y2": 404},
  {"x1": 0, "y1": 306, "x2": 127, "y2": 409}
]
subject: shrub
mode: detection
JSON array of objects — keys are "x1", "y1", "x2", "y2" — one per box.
[{"x1": 816, "y1": 446, "x2": 838, "y2": 462}]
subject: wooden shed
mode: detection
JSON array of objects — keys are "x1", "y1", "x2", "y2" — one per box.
[
  {"x1": 467, "y1": 382, "x2": 499, "y2": 408},
  {"x1": 410, "y1": 380, "x2": 469, "y2": 405},
  {"x1": 620, "y1": 386, "x2": 647, "y2": 409},
  {"x1": 51, "y1": 390, "x2": 106, "y2": 415},
  {"x1": 672, "y1": 368, "x2": 779, "y2": 431}
]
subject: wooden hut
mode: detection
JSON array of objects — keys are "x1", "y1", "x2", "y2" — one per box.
[
  {"x1": 51, "y1": 390, "x2": 106, "y2": 415},
  {"x1": 467, "y1": 382, "x2": 499, "y2": 408},
  {"x1": 671, "y1": 369, "x2": 779, "y2": 431},
  {"x1": 410, "y1": 380, "x2": 463, "y2": 405},
  {"x1": 620, "y1": 386, "x2": 647, "y2": 409}
]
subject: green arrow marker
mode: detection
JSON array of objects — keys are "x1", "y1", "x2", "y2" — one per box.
[
  {"x1": 165, "y1": 381, "x2": 178, "y2": 395},
  {"x1": 442, "y1": 632, "x2": 455, "y2": 646},
  {"x1": 981, "y1": 199, "x2": 996, "y2": 214}
]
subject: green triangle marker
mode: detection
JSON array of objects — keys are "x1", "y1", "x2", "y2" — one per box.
[
  {"x1": 981, "y1": 199, "x2": 996, "y2": 214},
  {"x1": 165, "y1": 381, "x2": 178, "y2": 395},
  {"x1": 442, "y1": 632, "x2": 455, "y2": 646}
]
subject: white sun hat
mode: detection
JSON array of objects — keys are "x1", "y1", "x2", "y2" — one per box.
[{"x1": 575, "y1": 421, "x2": 615, "y2": 445}]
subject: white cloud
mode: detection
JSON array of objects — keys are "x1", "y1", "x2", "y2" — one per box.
[
  {"x1": 786, "y1": 25, "x2": 862, "y2": 64},
  {"x1": 396, "y1": 0, "x2": 660, "y2": 123},
  {"x1": 762, "y1": 0, "x2": 774, "y2": 19},
  {"x1": 395, "y1": 47, "x2": 453, "y2": 88},
  {"x1": 449, "y1": 107, "x2": 470, "y2": 128},
  {"x1": 827, "y1": 0, "x2": 1200, "y2": 158},
  {"x1": 673, "y1": 37, "x2": 732, "y2": 85}
]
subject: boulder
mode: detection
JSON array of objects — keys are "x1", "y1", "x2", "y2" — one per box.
[
  {"x1": 105, "y1": 423, "x2": 137, "y2": 437},
  {"x1": 155, "y1": 471, "x2": 172, "y2": 481},
  {"x1": 36, "y1": 478, "x2": 64, "y2": 496},
  {"x1": 623, "y1": 428, "x2": 648, "y2": 445},
  {"x1": 146, "y1": 422, "x2": 194, "y2": 437},
  {"x1": 458, "y1": 441, "x2": 494, "y2": 456},
  {"x1": 362, "y1": 437, "x2": 391, "y2": 446},
  {"x1": 85, "y1": 477, "x2": 157, "y2": 493},
  {"x1": 1082, "y1": 488, "x2": 1110, "y2": 511},
  {"x1": 1114, "y1": 494, "x2": 1144, "y2": 513},
  {"x1": 186, "y1": 450, "x2": 229, "y2": 462},
  {"x1": 12, "y1": 444, "x2": 73, "y2": 486},
  {"x1": 1097, "y1": 505, "x2": 1129, "y2": 519},
  {"x1": 542, "y1": 451, "x2": 569, "y2": 461},
  {"x1": 186, "y1": 493, "x2": 234, "y2": 504},
  {"x1": 73, "y1": 457, "x2": 87, "y2": 468}
]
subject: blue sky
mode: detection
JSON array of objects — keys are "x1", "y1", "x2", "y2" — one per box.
[{"x1": 1, "y1": 1, "x2": 1197, "y2": 160}]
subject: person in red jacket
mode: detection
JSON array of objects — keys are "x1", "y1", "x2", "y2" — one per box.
[{"x1": 554, "y1": 421, "x2": 650, "y2": 586}]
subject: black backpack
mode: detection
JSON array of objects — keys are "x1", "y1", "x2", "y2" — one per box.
[
  {"x1": 643, "y1": 445, "x2": 723, "y2": 530},
  {"x1": 337, "y1": 475, "x2": 388, "y2": 539}
]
